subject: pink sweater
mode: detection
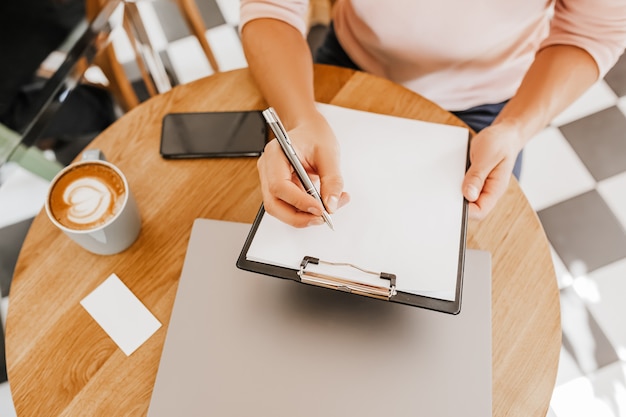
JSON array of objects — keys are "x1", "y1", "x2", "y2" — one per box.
[{"x1": 240, "y1": 0, "x2": 626, "y2": 110}]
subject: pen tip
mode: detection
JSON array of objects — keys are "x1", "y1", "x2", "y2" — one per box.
[{"x1": 322, "y1": 212, "x2": 334, "y2": 231}]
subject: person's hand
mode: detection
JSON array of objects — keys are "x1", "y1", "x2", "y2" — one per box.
[
  {"x1": 257, "y1": 112, "x2": 350, "y2": 227},
  {"x1": 462, "y1": 122, "x2": 525, "y2": 220}
]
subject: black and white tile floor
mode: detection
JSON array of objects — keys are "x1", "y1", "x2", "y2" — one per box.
[{"x1": 1, "y1": 1, "x2": 625, "y2": 415}]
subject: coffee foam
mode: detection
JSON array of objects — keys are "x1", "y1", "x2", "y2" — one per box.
[
  {"x1": 64, "y1": 177, "x2": 114, "y2": 225},
  {"x1": 49, "y1": 163, "x2": 126, "y2": 231}
]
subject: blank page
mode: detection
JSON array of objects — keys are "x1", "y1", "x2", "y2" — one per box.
[{"x1": 246, "y1": 103, "x2": 468, "y2": 300}]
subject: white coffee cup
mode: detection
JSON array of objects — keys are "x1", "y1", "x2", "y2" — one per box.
[{"x1": 45, "y1": 149, "x2": 141, "y2": 255}]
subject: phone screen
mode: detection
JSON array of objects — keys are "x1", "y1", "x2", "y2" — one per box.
[{"x1": 160, "y1": 111, "x2": 267, "y2": 158}]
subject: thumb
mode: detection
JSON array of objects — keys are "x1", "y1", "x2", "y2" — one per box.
[{"x1": 462, "y1": 162, "x2": 488, "y2": 203}]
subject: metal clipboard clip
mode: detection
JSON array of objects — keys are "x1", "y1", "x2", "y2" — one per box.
[{"x1": 298, "y1": 256, "x2": 397, "y2": 300}]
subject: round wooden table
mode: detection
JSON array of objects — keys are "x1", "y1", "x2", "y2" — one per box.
[{"x1": 6, "y1": 65, "x2": 561, "y2": 416}]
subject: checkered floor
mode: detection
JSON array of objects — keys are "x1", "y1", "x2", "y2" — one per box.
[
  {"x1": 1, "y1": 1, "x2": 625, "y2": 416},
  {"x1": 525, "y1": 55, "x2": 626, "y2": 416}
]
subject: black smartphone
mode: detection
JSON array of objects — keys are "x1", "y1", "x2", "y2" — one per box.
[{"x1": 160, "y1": 111, "x2": 267, "y2": 158}]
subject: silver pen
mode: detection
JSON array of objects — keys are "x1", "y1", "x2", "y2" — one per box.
[{"x1": 262, "y1": 107, "x2": 334, "y2": 230}]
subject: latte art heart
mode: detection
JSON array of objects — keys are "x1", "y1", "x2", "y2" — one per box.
[
  {"x1": 64, "y1": 178, "x2": 113, "y2": 225},
  {"x1": 48, "y1": 162, "x2": 127, "y2": 231}
]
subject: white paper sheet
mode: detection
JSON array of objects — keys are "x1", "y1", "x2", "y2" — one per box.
[
  {"x1": 247, "y1": 103, "x2": 469, "y2": 300},
  {"x1": 81, "y1": 273, "x2": 162, "y2": 356}
]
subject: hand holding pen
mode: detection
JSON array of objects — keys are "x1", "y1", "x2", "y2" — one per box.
[{"x1": 258, "y1": 107, "x2": 349, "y2": 229}]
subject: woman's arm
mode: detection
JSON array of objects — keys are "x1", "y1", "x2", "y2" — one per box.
[
  {"x1": 462, "y1": 44, "x2": 599, "y2": 219},
  {"x1": 242, "y1": 18, "x2": 317, "y2": 128},
  {"x1": 241, "y1": 18, "x2": 349, "y2": 227},
  {"x1": 464, "y1": 0, "x2": 626, "y2": 220}
]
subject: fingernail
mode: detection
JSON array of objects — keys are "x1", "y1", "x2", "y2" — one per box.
[
  {"x1": 327, "y1": 195, "x2": 339, "y2": 213},
  {"x1": 308, "y1": 217, "x2": 324, "y2": 227},
  {"x1": 466, "y1": 185, "x2": 479, "y2": 201},
  {"x1": 307, "y1": 206, "x2": 322, "y2": 216}
]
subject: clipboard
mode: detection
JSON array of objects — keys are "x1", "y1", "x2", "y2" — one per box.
[{"x1": 237, "y1": 103, "x2": 470, "y2": 314}]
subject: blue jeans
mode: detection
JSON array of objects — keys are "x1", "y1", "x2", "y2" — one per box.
[{"x1": 314, "y1": 23, "x2": 523, "y2": 179}]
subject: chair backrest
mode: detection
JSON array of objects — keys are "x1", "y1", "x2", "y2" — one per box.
[
  {"x1": 176, "y1": 0, "x2": 219, "y2": 73},
  {"x1": 85, "y1": 0, "x2": 221, "y2": 113}
]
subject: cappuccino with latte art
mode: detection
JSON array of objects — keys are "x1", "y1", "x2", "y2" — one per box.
[
  {"x1": 48, "y1": 163, "x2": 126, "y2": 230},
  {"x1": 45, "y1": 151, "x2": 141, "y2": 255}
]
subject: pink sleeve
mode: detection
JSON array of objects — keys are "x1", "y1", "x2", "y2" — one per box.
[
  {"x1": 240, "y1": 0, "x2": 309, "y2": 36},
  {"x1": 540, "y1": 0, "x2": 626, "y2": 77}
]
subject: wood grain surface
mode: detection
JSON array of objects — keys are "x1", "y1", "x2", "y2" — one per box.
[{"x1": 6, "y1": 65, "x2": 560, "y2": 416}]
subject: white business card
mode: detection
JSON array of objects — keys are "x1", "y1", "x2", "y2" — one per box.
[{"x1": 81, "y1": 273, "x2": 162, "y2": 356}]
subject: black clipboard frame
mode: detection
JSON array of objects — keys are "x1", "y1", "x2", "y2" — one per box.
[
  {"x1": 237, "y1": 199, "x2": 468, "y2": 315},
  {"x1": 236, "y1": 129, "x2": 470, "y2": 315}
]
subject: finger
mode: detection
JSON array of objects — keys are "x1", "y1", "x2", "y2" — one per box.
[
  {"x1": 467, "y1": 166, "x2": 512, "y2": 220},
  {"x1": 462, "y1": 162, "x2": 488, "y2": 203},
  {"x1": 260, "y1": 140, "x2": 322, "y2": 207},
  {"x1": 267, "y1": 178, "x2": 325, "y2": 215},
  {"x1": 336, "y1": 192, "x2": 351, "y2": 211},
  {"x1": 260, "y1": 166, "x2": 324, "y2": 227},
  {"x1": 263, "y1": 195, "x2": 325, "y2": 228},
  {"x1": 315, "y1": 145, "x2": 346, "y2": 213},
  {"x1": 257, "y1": 144, "x2": 326, "y2": 226}
]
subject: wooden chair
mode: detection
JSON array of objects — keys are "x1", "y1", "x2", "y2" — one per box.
[
  {"x1": 85, "y1": 0, "x2": 220, "y2": 113},
  {"x1": 176, "y1": 0, "x2": 219, "y2": 73}
]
